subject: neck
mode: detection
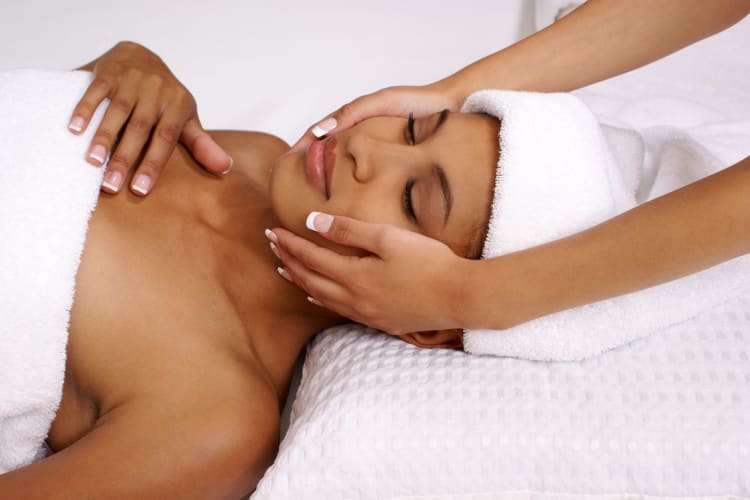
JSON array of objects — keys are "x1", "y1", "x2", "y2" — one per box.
[{"x1": 203, "y1": 160, "x2": 344, "y2": 400}]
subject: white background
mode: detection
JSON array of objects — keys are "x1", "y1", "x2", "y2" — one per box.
[{"x1": 0, "y1": 0, "x2": 535, "y2": 143}]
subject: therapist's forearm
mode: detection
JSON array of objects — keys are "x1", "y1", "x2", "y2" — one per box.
[
  {"x1": 441, "y1": 0, "x2": 750, "y2": 99},
  {"x1": 461, "y1": 155, "x2": 750, "y2": 330}
]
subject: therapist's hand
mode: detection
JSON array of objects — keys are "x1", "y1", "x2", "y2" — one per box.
[
  {"x1": 69, "y1": 41, "x2": 232, "y2": 196},
  {"x1": 289, "y1": 82, "x2": 460, "y2": 153},
  {"x1": 268, "y1": 213, "x2": 470, "y2": 335}
]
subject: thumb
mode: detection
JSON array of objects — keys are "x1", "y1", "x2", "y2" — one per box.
[{"x1": 180, "y1": 116, "x2": 232, "y2": 175}]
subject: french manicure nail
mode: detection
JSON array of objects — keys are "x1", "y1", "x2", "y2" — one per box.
[
  {"x1": 89, "y1": 144, "x2": 107, "y2": 165},
  {"x1": 307, "y1": 296, "x2": 322, "y2": 306},
  {"x1": 270, "y1": 241, "x2": 281, "y2": 259},
  {"x1": 306, "y1": 211, "x2": 333, "y2": 232},
  {"x1": 132, "y1": 173, "x2": 152, "y2": 195},
  {"x1": 277, "y1": 266, "x2": 292, "y2": 282},
  {"x1": 264, "y1": 228, "x2": 278, "y2": 244},
  {"x1": 101, "y1": 170, "x2": 123, "y2": 192},
  {"x1": 311, "y1": 117, "x2": 337, "y2": 138},
  {"x1": 68, "y1": 116, "x2": 85, "y2": 133},
  {"x1": 221, "y1": 156, "x2": 233, "y2": 176}
]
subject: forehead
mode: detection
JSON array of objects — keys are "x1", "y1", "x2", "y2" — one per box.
[{"x1": 430, "y1": 112, "x2": 499, "y2": 257}]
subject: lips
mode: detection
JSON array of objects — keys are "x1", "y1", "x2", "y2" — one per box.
[{"x1": 304, "y1": 138, "x2": 336, "y2": 198}]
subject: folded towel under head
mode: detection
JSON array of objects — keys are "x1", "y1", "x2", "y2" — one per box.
[{"x1": 461, "y1": 89, "x2": 750, "y2": 361}]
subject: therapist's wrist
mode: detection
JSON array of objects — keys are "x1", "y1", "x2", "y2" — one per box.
[
  {"x1": 429, "y1": 76, "x2": 467, "y2": 112},
  {"x1": 456, "y1": 254, "x2": 544, "y2": 331}
]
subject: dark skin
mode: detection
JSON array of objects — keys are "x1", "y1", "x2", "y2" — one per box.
[
  {"x1": 0, "y1": 132, "x2": 310, "y2": 499},
  {"x1": 0, "y1": 45, "x2": 499, "y2": 498}
]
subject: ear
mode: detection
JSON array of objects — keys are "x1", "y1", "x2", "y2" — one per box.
[{"x1": 400, "y1": 329, "x2": 464, "y2": 350}]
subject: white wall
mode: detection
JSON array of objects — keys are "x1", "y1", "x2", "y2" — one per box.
[{"x1": 0, "y1": 0, "x2": 536, "y2": 143}]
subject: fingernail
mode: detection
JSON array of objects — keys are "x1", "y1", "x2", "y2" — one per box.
[
  {"x1": 270, "y1": 241, "x2": 281, "y2": 259},
  {"x1": 277, "y1": 266, "x2": 292, "y2": 282},
  {"x1": 311, "y1": 117, "x2": 337, "y2": 138},
  {"x1": 221, "y1": 155, "x2": 233, "y2": 176},
  {"x1": 68, "y1": 116, "x2": 85, "y2": 133},
  {"x1": 306, "y1": 211, "x2": 333, "y2": 232},
  {"x1": 101, "y1": 170, "x2": 123, "y2": 193},
  {"x1": 89, "y1": 144, "x2": 107, "y2": 165},
  {"x1": 264, "y1": 228, "x2": 278, "y2": 244},
  {"x1": 307, "y1": 296, "x2": 323, "y2": 306},
  {"x1": 132, "y1": 173, "x2": 152, "y2": 195}
]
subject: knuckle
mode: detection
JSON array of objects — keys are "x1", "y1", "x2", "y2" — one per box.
[
  {"x1": 110, "y1": 97, "x2": 132, "y2": 114},
  {"x1": 94, "y1": 128, "x2": 116, "y2": 145},
  {"x1": 146, "y1": 73, "x2": 165, "y2": 88},
  {"x1": 129, "y1": 116, "x2": 153, "y2": 135},
  {"x1": 298, "y1": 274, "x2": 312, "y2": 292},
  {"x1": 298, "y1": 251, "x2": 315, "y2": 270},
  {"x1": 127, "y1": 67, "x2": 143, "y2": 80},
  {"x1": 333, "y1": 221, "x2": 351, "y2": 242},
  {"x1": 157, "y1": 125, "x2": 180, "y2": 145},
  {"x1": 372, "y1": 227, "x2": 387, "y2": 249},
  {"x1": 90, "y1": 76, "x2": 112, "y2": 93},
  {"x1": 337, "y1": 101, "x2": 355, "y2": 119},
  {"x1": 108, "y1": 152, "x2": 131, "y2": 169},
  {"x1": 174, "y1": 88, "x2": 195, "y2": 107},
  {"x1": 137, "y1": 157, "x2": 162, "y2": 175}
]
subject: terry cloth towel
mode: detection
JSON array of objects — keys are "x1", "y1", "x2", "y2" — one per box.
[
  {"x1": 461, "y1": 89, "x2": 750, "y2": 361},
  {"x1": 0, "y1": 69, "x2": 106, "y2": 472}
]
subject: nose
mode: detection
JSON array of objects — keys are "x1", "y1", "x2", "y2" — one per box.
[
  {"x1": 346, "y1": 132, "x2": 407, "y2": 184},
  {"x1": 346, "y1": 133, "x2": 378, "y2": 183}
]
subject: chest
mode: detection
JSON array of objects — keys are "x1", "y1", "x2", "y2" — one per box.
[{"x1": 49, "y1": 174, "x2": 268, "y2": 450}]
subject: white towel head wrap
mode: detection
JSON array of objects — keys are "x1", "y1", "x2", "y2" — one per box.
[
  {"x1": 459, "y1": 89, "x2": 641, "y2": 360},
  {"x1": 460, "y1": 89, "x2": 634, "y2": 259}
]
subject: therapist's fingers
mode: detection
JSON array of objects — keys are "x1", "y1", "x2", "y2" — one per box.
[
  {"x1": 268, "y1": 226, "x2": 356, "y2": 283},
  {"x1": 289, "y1": 85, "x2": 458, "y2": 153},
  {"x1": 271, "y1": 241, "x2": 352, "y2": 311},
  {"x1": 180, "y1": 116, "x2": 233, "y2": 175},
  {"x1": 289, "y1": 88, "x2": 407, "y2": 153},
  {"x1": 68, "y1": 75, "x2": 113, "y2": 137},
  {"x1": 126, "y1": 101, "x2": 189, "y2": 196},
  {"x1": 301, "y1": 212, "x2": 394, "y2": 255},
  {"x1": 84, "y1": 79, "x2": 138, "y2": 167}
]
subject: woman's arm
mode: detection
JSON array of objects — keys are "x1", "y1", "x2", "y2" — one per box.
[
  {"x1": 461, "y1": 155, "x2": 750, "y2": 329},
  {"x1": 270, "y1": 155, "x2": 750, "y2": 334},
  {"x1": 69, "y1": 41, "x2": 232, "y2": 195},
  {"x1": 292, "y1": 0, "x2": 750, "y2": 149},
  {"x1": 0, "y1": 397, "x2": 278, "y2": 499},
  {"x1": 444, "y1": 0, "x2": 750, "y2": 98}
]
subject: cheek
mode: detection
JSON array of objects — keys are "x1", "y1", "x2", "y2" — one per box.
[{"x1": 269, "y1": 153, "x2": 317, "y2": 233}]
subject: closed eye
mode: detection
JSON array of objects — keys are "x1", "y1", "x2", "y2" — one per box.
[
  {"x1": 403, "y1": 178, "x2": 417, "y2": 223},
  {"x1": 406, "y1": 113, "x2": 416, "y2": 145}
]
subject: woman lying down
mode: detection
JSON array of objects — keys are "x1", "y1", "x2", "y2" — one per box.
[
  {"x1": 0, "y1": 45, "x2": 497, "y2": 497},
  {"x1": 1, "y1": 43, "x2": 740, "y2": 498}
]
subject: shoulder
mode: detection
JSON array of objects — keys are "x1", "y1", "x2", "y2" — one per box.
[{"x1": 209, "y1": 130, "x2": 289, "y2": 169}]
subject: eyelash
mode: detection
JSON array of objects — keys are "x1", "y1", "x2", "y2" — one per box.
[
  {"x1": 402, "y1": 113, "x2": 418, "y2": 223},
  {"x1": 407, "y1": 112, "x2": 416, "y2": 145},
  {"x1": 403, "y1": 179, "x2": 417, "y2": 223}
]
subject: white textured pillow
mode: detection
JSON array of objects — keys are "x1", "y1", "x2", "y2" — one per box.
[{"x1": 252, "y1": 294, "x2": 750, "y2": 500}]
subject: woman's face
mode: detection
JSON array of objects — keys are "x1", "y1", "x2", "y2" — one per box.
[{"x1": 270, "y1": 111, "x2": 499, "y2": 258}]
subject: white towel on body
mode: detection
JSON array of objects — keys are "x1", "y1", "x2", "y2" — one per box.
[
  {"x1": 461, "y1": 89, "x2": 750, "y2": 361},
  {"x1": 0, "y1": 69, "x2": 105, "y2": 472}
]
